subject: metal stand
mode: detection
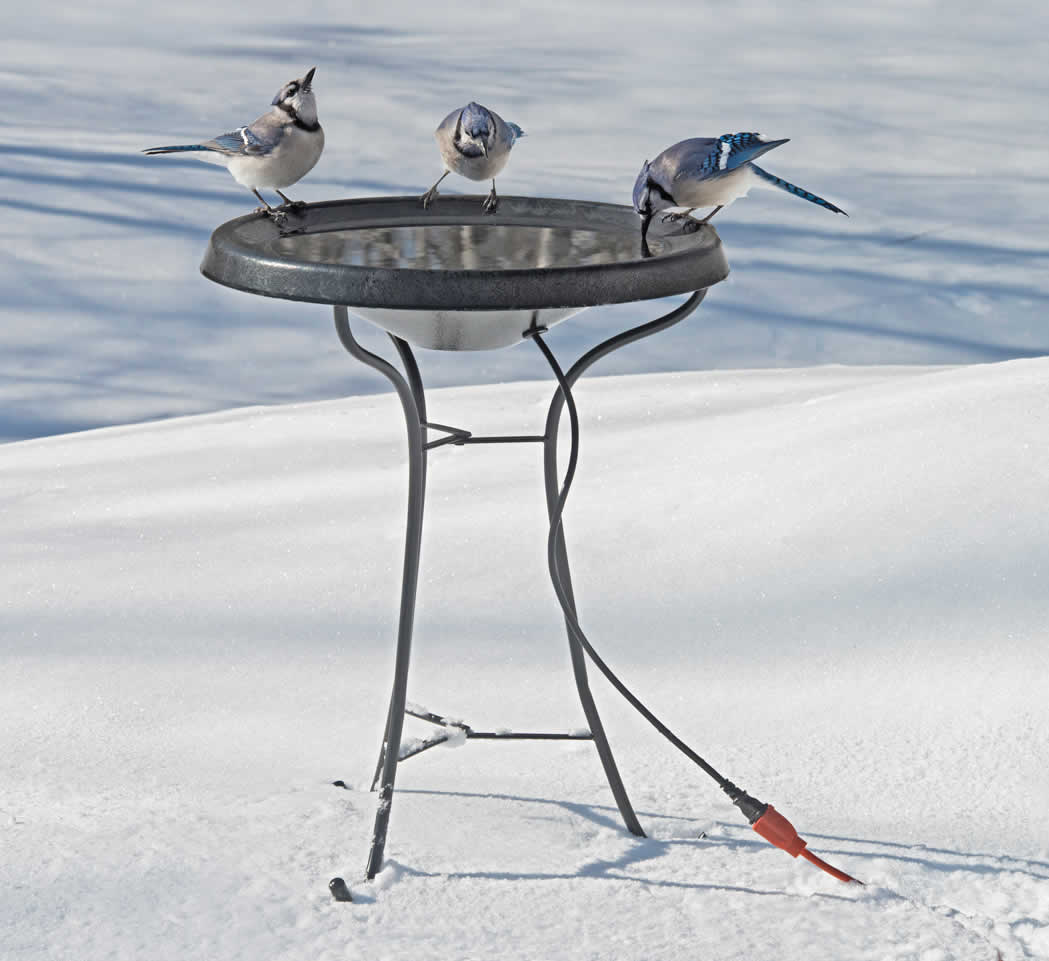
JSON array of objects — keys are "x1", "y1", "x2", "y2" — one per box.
[{"x1": 333, "y1": 289, "x2": 706, "y2": 880}]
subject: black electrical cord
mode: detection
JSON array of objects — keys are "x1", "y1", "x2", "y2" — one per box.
[
  {"x1": 528, "y1": 327, "x2": 861, "y2": 885},
  {"x1": 529, "y1": 329, "x2": 734, "y2": 784}
]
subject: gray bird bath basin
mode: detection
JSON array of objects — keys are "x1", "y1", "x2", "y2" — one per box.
[{"x1": 200, "y1": 195, "x2": 729, "y2": 349}]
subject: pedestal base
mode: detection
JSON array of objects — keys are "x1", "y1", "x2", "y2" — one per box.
[{"x1": 332, "y1": 290, "x2": 706, "y2": 883}]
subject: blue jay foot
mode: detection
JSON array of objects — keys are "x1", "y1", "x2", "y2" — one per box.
[
  {"x1": 275, "y1": 190, "x2": 307, "y2": 210},
  {"x1": 660, "y1": 209, "x2": 696, "y2": 224},
  {"x1": 259, "y1": 207, "x2": 288, "y2": 228},
  {"x1": 680, "y1": 218, "x2": 702, "y2": 234},
  {"x1": 481, "y1": 178, "x2": 499, "y2": 214},
  {"x1": 421, "y1": 171, "x2": 450, "y2": 210}
]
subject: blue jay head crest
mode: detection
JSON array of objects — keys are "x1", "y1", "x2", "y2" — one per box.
[
  {"x1": 632, "y1": 161, "x2": 654, "y2": 216},
  {"x1": 455, "y1": 102, "x2": 495, "y2": 157},
  {"x1": 271, "y1": 67, "x2": 319, "y2": 126},
  {"x1": 460, "y1": 102, "x2": 494, "y2": 139}
]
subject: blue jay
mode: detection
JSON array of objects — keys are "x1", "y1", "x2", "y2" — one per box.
[
  {"x1": 422, "y1": 102, "x2": 525, "y2": 213},
  {"x1": 143, "y1": 68, "x2": 324, "y2": 215},
  {"x1": 633, "y1": 133, "x2": 846, "y2": 244}
]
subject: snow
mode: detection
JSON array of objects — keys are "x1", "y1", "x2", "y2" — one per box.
[
  {"x1": 3, "y1": 1, "x2": 1049, "y2": 958},
  {"x1": 3, "y1": 361, "x2": 1048, "y2": 960}
]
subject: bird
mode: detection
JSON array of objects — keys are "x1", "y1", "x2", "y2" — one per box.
[
  {"x1": 143, "y1": 68, "x2": 324, "y2": 218},
  {"x1": 421, "y1": 102, "x2": 525, "y2": 213},
  {"x1": 632, "y1": 133, "x2": 846, "y2": 245}
]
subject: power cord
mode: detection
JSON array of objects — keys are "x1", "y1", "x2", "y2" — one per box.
[{"x1": 527, "y1": 325, "x2": 861, "y2": 885}]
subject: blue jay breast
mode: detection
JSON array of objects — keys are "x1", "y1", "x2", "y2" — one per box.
[
  {"x1": 227, "y1": 130, "x2": 324, "y2": 189},
  {"x1": 673, "y1": 166, "x2": 754, "y2": 207},
  {"x1": 440, "y1": 142, "x2": 511, "y2": 181}
]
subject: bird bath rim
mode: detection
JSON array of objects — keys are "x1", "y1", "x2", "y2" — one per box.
[{"x1": 200, "y1": 194, "x2": 730, "y2": 350}]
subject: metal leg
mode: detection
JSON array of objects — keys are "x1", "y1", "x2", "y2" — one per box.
[
  {"x1": 366, "y1": 335, "x2": 429, "y2": 793},
  {"x1": 334, "y1": 307, "x2": 427, "y2": 880},
  {"x1": 539, "y1": 290, "x2": 707, "y2": 837}
]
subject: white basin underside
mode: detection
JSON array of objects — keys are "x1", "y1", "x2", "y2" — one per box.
[{"x1": 348, "y1": 306, "x2": 585, "y2": 350}]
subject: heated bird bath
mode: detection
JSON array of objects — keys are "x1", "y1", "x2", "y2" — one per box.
[{"x1": 201, "y1": 195, "x2": 730, "y2": 887}]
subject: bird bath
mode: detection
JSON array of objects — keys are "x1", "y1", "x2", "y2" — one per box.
[{"x1": 200, "y1": 194, "x2": 730, "y2": 887}]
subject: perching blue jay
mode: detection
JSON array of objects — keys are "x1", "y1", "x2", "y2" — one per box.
[
  {"x1": 143, "y1": 68, "x2": 323, "y2": 214},
  {"x1": 422, "y1": 102, "x2": 525, "y2": 213},
  {"x1": 633, "y1": 133, "x2": 846, "y2": 243}
]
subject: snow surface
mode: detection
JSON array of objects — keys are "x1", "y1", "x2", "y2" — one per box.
[{"x1": 3, "y1": 361, "x2": 1048, "y2": 959}]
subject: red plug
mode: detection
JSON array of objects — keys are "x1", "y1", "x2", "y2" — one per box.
[
  {"x1": 752, "y1": 804, "x2": 807, "y2": 857},
  {"x1": 724, "y1": 782, "x2": 862, "y2": 884},
  {"x1": 755, "y1": 806, "x2": 862, "y2": 884}
]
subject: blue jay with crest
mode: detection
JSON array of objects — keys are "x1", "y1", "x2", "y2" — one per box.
[
  {"x1": 422, "y1": 102, "x2": 525, "y2": 213},
  {"x1": 633, "y1": 133, "x2": 846, "y2": 245},
  {"x1": 143, "y1": 68, "x2": 324, "y2": 216}
]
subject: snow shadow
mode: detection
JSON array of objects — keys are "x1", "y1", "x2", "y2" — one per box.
[{"x1": 395, "y1": 787, "x2": 855, "y2": 900}]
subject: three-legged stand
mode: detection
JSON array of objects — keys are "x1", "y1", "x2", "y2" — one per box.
[{"x1": 333, "y1": 290, "x2": 707, "y2": 880}]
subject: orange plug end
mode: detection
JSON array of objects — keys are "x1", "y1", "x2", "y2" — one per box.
[{"x1": 752, "y1": 804, "x2": 808, "y2": 857}]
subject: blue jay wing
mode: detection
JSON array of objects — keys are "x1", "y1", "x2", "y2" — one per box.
[
  {"x1": 204, "y1": 125, "x2": 276, "y2": 156},
  {"x1": 658, "y1": 135, "x2": 788, "y2": 185},
  {"x1": 649, "y1": 138, "x2": 718, "y2": 192},
  {"x1": 714, "y1": 133, "x2": 789, "y2": 172},
  {"x1": 201, "y1": 129, "x2": 253, "y2": 155}
]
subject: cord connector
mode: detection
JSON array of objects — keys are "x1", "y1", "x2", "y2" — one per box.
[
  {"x1": 721, "y1": 779, "x2": 768, "y2": 823},
  {"x1": 752, "y1": 804, "x2": 808, "y2": 857}
]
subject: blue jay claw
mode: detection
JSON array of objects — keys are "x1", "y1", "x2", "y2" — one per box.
[
  {"x1": 660, "y1": 212, "x2": 687, "y2": 224},
  {"x1": 680, "y1": 219, "x2": 701, "y2": 234},
  {"x1": 275, "y1": 190, "x2": 307, "y2": 210},
  {"x1": 482, "y1": 179, "x2": 499, "y2": 214},
  {"x1": 420, "y1": 187, "x2": 439, "y2": 210}
]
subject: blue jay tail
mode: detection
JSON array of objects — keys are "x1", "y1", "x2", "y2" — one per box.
[
  {"x1": 142, "y1": 144, "x2": 214, "y2": 155},
  {"x1": 750, "y1": 164, "x2": 848, "y2": 216}
]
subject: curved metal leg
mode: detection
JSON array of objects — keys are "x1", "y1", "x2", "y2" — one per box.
[
  {"x1": 334, "y1": 307, "x2": 427, "y2": 880},
  {"x1": 367, "y1": 335, "x2": 429, "y2": 793},
  {"x1": 541, "y1": 290, "x2": 707, "y2": 837}
]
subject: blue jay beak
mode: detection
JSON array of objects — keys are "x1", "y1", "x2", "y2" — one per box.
[
  {"x1": 639, "y1": 215, "x2": 654, "y2": 259},
  {"x1": 640, "y1": 212, "x2": 652, "y2": 242},
  {"x1": 303, "y1": 67, "x2": 316, "y2": 91}
]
